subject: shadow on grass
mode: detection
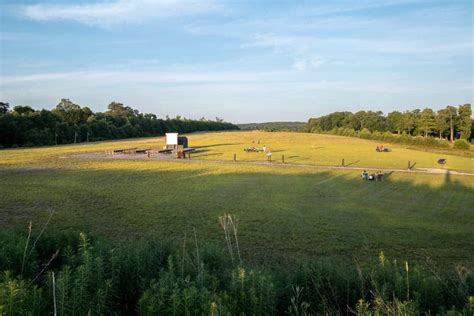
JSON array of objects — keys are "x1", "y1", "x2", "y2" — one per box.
[
  {"x1": 196, "y1": 143, "x2": 243, "y2": 149},
  {"x1": 0, "y1": 165, "x2": 472, "y2": 268},
  {"x1": 192, "y1": 152, "x2": 223, "y2": 157},
  {"x1": 345, "y1": 160, "x2": 360, "y2": 167}
]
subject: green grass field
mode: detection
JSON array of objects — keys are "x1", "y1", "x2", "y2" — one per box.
[
  {"x1": 2, "y1": 131, "x2": 474, "y2": 172},
  {"x1": 0, "y1": 131, "x2": 473, "y2": 268}
]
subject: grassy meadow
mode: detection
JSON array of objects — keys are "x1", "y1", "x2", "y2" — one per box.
[
  {"x1": 0, "y1": 131, "x2": 473, "y2": 269},
  {"x1": 1, "y1": 131, "x2": 473, "y2": 172}
]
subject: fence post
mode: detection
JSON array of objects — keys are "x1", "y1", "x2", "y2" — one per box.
[
  {"x1": 408, "y1": 161, "x2": 411, "y2": 170},
  {"x1": 342, "y1": 158, "x2": 345, "y2": 167},
  {"x1": 233, "y1": 153, "x2": 236, "y2": 161},
  {"x1": 282, "y1": 155, "x2": 285, "y2": 164}
]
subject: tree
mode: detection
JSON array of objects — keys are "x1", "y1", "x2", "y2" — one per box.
[
  {"x1": 0, "y1": 102, "x2": 9, "y2": 114},
  {"x1": 471, "y1": 118, "x2": 474, "y2": 141},
  {"x1": 400, "y1": 111, "x2": 416, "y2": 135},
  {"x1": 445, "y1": 106, "x2": 458, "y2": 143},
  {"x1": 106, "y1": 102, "x2": 137, "y2": 117},
  {"x1": 0, "y1": 101, "x2": 239, "y2": 148},
  {"x1": 53, "y1": 99, "x2": 91, "y2": 125},
  {"x1": 13, "y1": 105, "x2": 35, "y2": 116},
  {"x1": 363, "y1": 111, "x2": 386, "y2": 132},
  {"x1": 387, "y1": 111, "x2": 404, "y2": 134},
  {"x1": 417, "y1": 108, "x2": 436, "y2": 137},
  {"x1": 457, "y1": 104, "x2": 472, "y2": 140},
  {"x1": 435, "y1": 109, "x2": 450, "y2": 139},
  {"x1": 348, "y1": 111, "x2": 367, "y2": 130}
]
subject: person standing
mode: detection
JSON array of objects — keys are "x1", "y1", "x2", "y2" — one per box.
[{"x1": 266, "y1": 150, "x2": 272, "y2": 161}]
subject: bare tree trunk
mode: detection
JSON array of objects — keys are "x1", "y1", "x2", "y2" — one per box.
[{"x1": 450, "y1": 114, "x2": 454, "y2": 143}]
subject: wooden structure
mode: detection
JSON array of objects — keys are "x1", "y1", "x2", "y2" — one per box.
[
  {"x1": 165, "y1": 133, "x2": 190, "y2": 158},
  {"x1": 165, "y1": 133, "x2": 188, "y2": 149},
  {"x1": 106, "y1": 133, "x2": 194, "y2": 159}
]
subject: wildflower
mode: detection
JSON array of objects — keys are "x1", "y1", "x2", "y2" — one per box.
[
  {"x1": 238, "y1": 267, "x2": 246, "y2": 282},
  {"x1": 210, "y1": 302, "x2": 218, "y2": 316},
  {"x1": 379, "y1": 251, "x2": 386, "y2": 266}
]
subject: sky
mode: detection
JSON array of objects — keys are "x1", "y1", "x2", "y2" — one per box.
[{"x1": 0, "y1": 0, "x2": 472, "y2": 123}]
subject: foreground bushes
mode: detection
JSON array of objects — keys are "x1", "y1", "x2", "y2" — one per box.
[{"x1": 0, "y1": 230, "x2": 473, "y2": 315}]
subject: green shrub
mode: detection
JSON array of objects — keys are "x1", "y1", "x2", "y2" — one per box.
[
  {"x1": 0, "y1": 231, "x2": 471, "y2": 314},
  {"x1": 359, "y1": 128, "x2": 372, "y2": 139},
  {"x1": 310, "y1": 128, "x2": 452, "y2": 149},
  {"x1": 454, "y1": 139, "x2": 470, "y2": 150},
  {"x1": 0, "y1": 272, "x2": 45, "y2": 315}
]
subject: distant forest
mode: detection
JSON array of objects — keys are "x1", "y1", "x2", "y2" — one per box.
[
  {"x1": 0, "y1": 99, "x2": 238, "y2": 148},
  {"x1": 306, "y1": 104, "x2": 472, "y2": 148},
  {"x1": 238, "y1": 121, "x2": 306, "y2": 132}
]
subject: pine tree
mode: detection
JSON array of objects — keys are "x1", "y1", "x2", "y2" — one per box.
[
  {"x1": 457, "y1": 104, "x2": 472, "y2": 140},
  {"x1": 417, "y1": 108, "x2": 436, "y2": 137}
]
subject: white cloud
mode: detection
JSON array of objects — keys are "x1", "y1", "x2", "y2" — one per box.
[
  {"x1": 1, "y1": 68, "x2": 470, "y2": 104},
  {"x1": 244, "y1": 34, "x2": 329, "y2": 71},
  {"x1": 0, "y1": 68, "x2": 286, "y2": 86},
  {"x1": 22, "y1": 0, "x2": 217, "y2": 27},
  {"x1": 244, "y1": 31, "x2": 471, "y2": 71},
  {"x1": 292, "y1": 57, "x2": 326, "y2": 71}
]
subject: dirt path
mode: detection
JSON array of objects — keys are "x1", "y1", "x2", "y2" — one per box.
[
  {"x1": 70, "y1": 152, "x2": 474, "y2": 176},
  {"x1": 186, "y1": 158, "x2": 474, "y2": 176}
]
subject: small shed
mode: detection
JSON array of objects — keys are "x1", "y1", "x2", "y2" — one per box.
[
  {"x1": 165, "y1": 133, "x2": 188, "y2": 149},
  {"x1": 178, "y1": 136, "x2": 188, "y2": 148},
  {"x1": 166, "y1": 133, "x2": 179, "y2": 146}
]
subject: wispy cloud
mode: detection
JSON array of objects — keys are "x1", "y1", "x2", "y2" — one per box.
[
  {"x1": 292, "y1": 58, "x2": 326, "y2": 71},
  {"x1": 21, "y1": 0, "x2": 217, "y2": 27},
  {"x1": 0, "y1": 68, "x2": 288, "y2": 86},
  {"x1": 243, "y1": 30, "x2": 471, "y2": 71},
  {"x1": 287, "y1": 0, "x2": 423, "y2": 16},
  {"x1": 243, "y1": 34, "x2": 329, "y2": 71},
  {"x1": 1, "y1": 67, "x2": 470, "y2": 121}
]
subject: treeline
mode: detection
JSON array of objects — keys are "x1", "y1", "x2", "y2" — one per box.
[
  {"x1": 238, "y1": 121, "x2": 306, "y2": 132},
  {"x1": 306, "y1": 104, "x2": 472, "y2": 148},
  {"x1": 1, "y1": 229, "x2": 472, "y2": 315},
  {"x1": 0, "y1": 99, "x2": 238, "y2": 148}
]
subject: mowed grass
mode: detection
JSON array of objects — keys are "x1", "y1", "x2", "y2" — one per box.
[
  {"x1": 0, "y1": 131, "x2": 473, "y2": 268},
  {"x1": 188, "y1": 131, "x2": 474, "y2": 172},
  {"x1": 1, "y1": 131, "x2": 473, "y2": 172}
]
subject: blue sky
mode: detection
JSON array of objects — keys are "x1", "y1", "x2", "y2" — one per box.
[{"x1": 0, "y1": 0, "x2": 472, "y2": 123}]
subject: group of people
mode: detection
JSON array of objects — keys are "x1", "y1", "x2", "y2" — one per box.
[
  {"x1": 376, "y1": 144, "x2": 390, "y2": 152},
  {"x1": 243, "y1": 143, "x2": 272, "y2": 160},
  {"x1": 244, "y1": 146, "x2": 262, "y2": 152},
  {"x1": 361, "y1": 170, "x2": 384, "y2": 181}
]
